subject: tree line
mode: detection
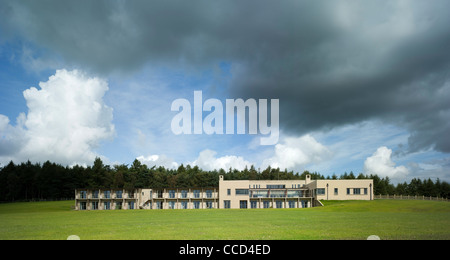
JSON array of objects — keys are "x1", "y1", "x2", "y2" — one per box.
[{"x1": 0, "y1": 158, "x2": 449, "y2": 202}]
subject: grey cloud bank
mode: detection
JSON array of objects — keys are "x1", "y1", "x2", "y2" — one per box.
[{"x1": 1, "y1": 0, "x2": 449, "y2": 156}]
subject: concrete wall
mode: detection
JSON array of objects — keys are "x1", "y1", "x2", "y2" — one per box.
[
  {"x1": 307, "y1": 179, "x2": 374, "y2": 201},
  {"x1": 218, "y1": 175, "x2": 315, "y2": 209}
]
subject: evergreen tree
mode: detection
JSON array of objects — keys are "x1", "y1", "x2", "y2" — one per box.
[{"x1": 1, "y1": 157, "x2": 449, "y2": 201}]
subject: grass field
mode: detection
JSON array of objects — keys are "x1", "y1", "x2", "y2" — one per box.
[{"x1": 0, "y1": 199, "x2": 449, "y2": 240}]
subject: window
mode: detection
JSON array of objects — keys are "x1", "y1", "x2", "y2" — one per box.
[
  {"x1": 104, "y1": 201, "x2": 110, "y2": 210},
  {"x1": 227, "y1": 189, "x2": 231, "y2": 196},
  {"x1": 276, "y1": 201, "x2": 283, "y2": 208},
  {"x1": 206, "y1": 190, "x2": 213, "y2": 198},
  {"x1": 193, "y1": 190, "x2": 201, "y2": 198},
  {"x1": 251, "y1": 201, "x2": 257, "y2": 209},
  {"x1": 181, "y1": 190, "x2": 188, "y2": 198},
  {"x1": 104, "y1": 190, "x2": 111, "y2": 199},
  {"x1": 301, "y1": 201, "x2": 308, "y2": 208},
  {"x1": 128, "y1": 201, "x2": 135, "y2": 210},
  {"x1": 92, "y1": 201, "x2": 98, "y2": 210},
  {"x1": 287, "y1": 190, "x2": 302, "y2": 198},
  {"x1": 334, "y1": 188, "x2": 338, "y2": 195},
  {"x1": 169, "y1": 190, "x2": 176, "y2": 199},
  {"x1": 236, "y1": 189, "x2": 249, "y2": 195},
  {"x1": 80, "y1": 202, "x2": 86, "y2": 210},
  {"x1": 353, "y1": 188, "x2": 361, "y2": 195},
  {"x1": 316, "y1": 188, "x2": 325, "y2": 195},
  {"x1": 267, "y1": 185, "x2": 285, "y2": 189},
  {"x1": 193, "y1": 201, "x2": 200, "y2": 209},
  {"x1": 80, "y1": 191, "x2": 87, "y2": 199},
  {"x1": 181, "y1": 201, "x2": 188, "y2": 209},
  {"x1": 270, "y1": 190, "x2": 285, "y2": 198},
  {"x1": 252, "y1": 190, "x2": 268, "y2": 198},
  {"x1": 116, "y1": 202, "x2": 122, "y2": 210},
  {"x1": 364, "y1": 188, "x2": 368, "y2": 195},
  {"x1": 240, "y1": 200, "x2": 248, "y2": 209},
  {"x1": 168, "y1": 201, "x2": 175, "y2": 209},
  {"x1": 289, "y1": 201, "x2": 295, "y2": 208},
  {"x1": 116, "y1": 190, "x2": 122, "y2": 199},
  {"x1": 224, "y1": 200, "x2": 230, "y2": 209},
  {"x1": 206, "y1": 201, "x2": 213, "y2": 209},
  {"x1": 93, "y1": 191, "x2": 99, "y2": 199},
  {"x1": 263, "y1": 201, "x2": 270, "y2": 208},
  {"x1": 347, "y1": 188, "x2": 351, "y2": 195}
]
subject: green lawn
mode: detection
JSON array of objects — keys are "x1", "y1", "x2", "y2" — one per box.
[{"x1": 0, "y1": 199, "x2": 449, "y2": 240}]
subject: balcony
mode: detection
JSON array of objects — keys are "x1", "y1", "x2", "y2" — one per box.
[
  {"x1": 150, "y1": 189, "x2": 218, "y2": 199},
  {"x1": 249, "y1": 189, "x2": 311, "y2": 198}
]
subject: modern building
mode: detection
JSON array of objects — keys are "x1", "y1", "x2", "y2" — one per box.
[
  {"x1": 74, "y1": 187, "x2": 219, "y2": 210},
  {"x1": 74, "y1": 175, "x2": 373, "y2": 210},
  {"x1": 218, "y1": 175, "x2": 373, "y2": 209}
]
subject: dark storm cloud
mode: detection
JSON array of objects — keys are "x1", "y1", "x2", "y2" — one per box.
[
  {"x1": 1, "y1": 0, "x2": 450, "y2": 153},
  {"x1": 0, "y1": 0, "x2": 341, "y2": 72}
]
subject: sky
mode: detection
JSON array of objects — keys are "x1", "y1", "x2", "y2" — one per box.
[{"x1": 0, "y1": 0, "x2": 449, "y2": 183}]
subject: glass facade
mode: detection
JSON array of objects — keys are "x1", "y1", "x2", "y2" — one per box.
[
  {"x1": 169, "y1": 190, "x2": 176, "y2": 198},
  {"x1": 236, "y1": 189, "x2": 249, "y2": 195}
]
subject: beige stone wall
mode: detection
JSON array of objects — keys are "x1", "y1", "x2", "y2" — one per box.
[
  {"x1": 219, "y1": 178, "x2": 250, "y2": 209},
  {"x1": 218, "y1": 175, "x2": 314, "y2": 209},
  {"x1": 307, "y1": 179, "x2": 374, "y2": 200}
]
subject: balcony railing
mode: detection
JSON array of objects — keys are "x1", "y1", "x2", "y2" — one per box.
[
  {"x1": 150, "y1": 190, "x2": 218, "y2": 199},
  {"x1": 76, "y1": 190, "x2": 137, "y2": 200},
  {"x1": 250, "y1": 189, "x2": 311, "y2": 198}
]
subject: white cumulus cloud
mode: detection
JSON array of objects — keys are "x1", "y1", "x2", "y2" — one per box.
[
  {"x1": 0, "y1": 114, "x2": 26, "y2": 157},
  {"x1": 0, "y1": 69, "x2": 115, "y2": 166},
  {"x1": 262, "y1": 134, "x2": 332, "y2": 171},
  {"x1": 136, "y1": 154, "x2": 179, "y2": 169},
  {"x1": 135, "y1": 135, "x2": 333, "y2": 173},
  {"x1": 363, "y1": 146, "x2": 409, "y2": 180},
  {"x1": 137, "y1": 149, "x2": 253, "y2": 171},
  {"x1": 192, "y1": 149, "x2": 253, "y2": 171}
]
